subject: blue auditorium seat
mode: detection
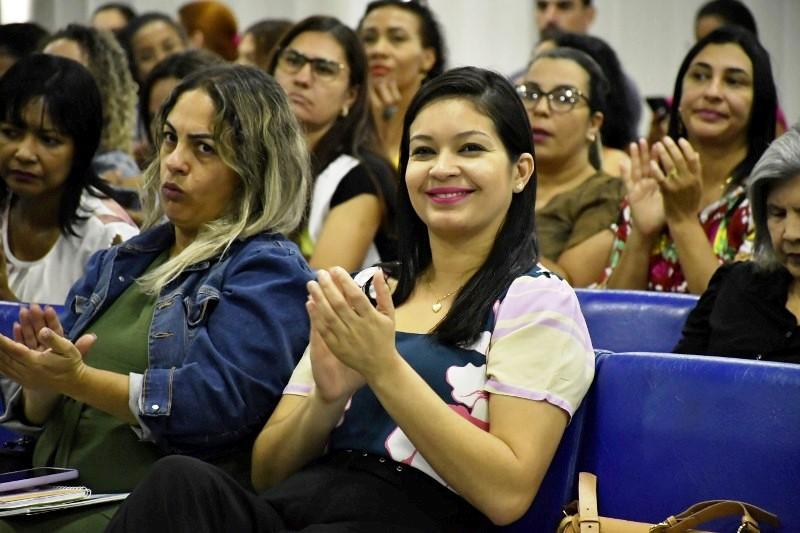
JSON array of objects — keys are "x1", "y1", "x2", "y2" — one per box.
[
  {"x1": 577, "y1": 352, "x2": 797, "y2": 531},
  {"x1": 574, "y1": 289, "x2": 698, "y2": 353}
]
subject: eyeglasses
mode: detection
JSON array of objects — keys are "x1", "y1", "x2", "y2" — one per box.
[
  {"x1": 276, "y1": 48, "x2": 346, "y2": 82},
  {"x1": 515, "y1": 82, "x2": 589, "y2": 113}
]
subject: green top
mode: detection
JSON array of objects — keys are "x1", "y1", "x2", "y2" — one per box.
[
  {"x1": 536, "y1": 171, "x2": 625, "y2": 261},
  {"x1": 32, "y1": 251, "x2": 169, "y2": 493}
]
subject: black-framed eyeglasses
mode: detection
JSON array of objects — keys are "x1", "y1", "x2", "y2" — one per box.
[
  {"x1": 276, "y1": 48, "x2": 347, "y2": 82},
  {"x1": 515, "y1": 82, "x2": 589, "y2": 113}
]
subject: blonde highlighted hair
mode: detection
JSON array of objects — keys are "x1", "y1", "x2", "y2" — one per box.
[{"x1": 138, "y1": 64, "x2": 310, "y2": 293}]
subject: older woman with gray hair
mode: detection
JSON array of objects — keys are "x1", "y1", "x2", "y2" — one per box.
[{"x1": 675, "y1": 124, "x2": 800, "y2": 363}]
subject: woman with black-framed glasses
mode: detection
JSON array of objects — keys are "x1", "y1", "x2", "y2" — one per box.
[
  {"x1": 517, "y1": 47, "x2": 624, "y2": 287},
  {"x1": 268, "y1": 16, "x2": 397, "y2": 272}
]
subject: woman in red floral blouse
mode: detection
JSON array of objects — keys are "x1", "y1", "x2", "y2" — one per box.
[{"x1": 602, "y1": 26, "x2": 776, "y2": 294}]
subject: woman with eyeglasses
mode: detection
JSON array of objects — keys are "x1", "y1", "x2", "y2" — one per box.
[
  {"x1": 358, "y1": 0, "x2": 446, "y2": 168},
  {"x1": 269, "y1": 16, "x2": 396, "y2": 271},
  {"x1": 518, "y1": 47, "x2": 625, "y2": 286},
  {"x1": 602, "y1": 26, "x2": 776, "y2": 294}
]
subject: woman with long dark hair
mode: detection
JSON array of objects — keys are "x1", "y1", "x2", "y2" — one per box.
[
  {"x1": 269, "y1": 16, "x2": 396, "y2": 270},
  {"x1": 106, "y1": 67, "x2": 594, "y2": 532},
  {"x1": 0, "y1": 54, "x2": 137, "y2": 304},
  {"x1": 604, "y1": 26, "x2": 777, "y2": 293},
  {"x1": 359, "y1": 0, "x2": 446, "y2": 167}
]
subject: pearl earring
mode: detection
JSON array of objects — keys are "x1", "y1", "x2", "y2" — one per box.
[{"x1": 341, "y1": 106, "x2": 349, "y2": 117}]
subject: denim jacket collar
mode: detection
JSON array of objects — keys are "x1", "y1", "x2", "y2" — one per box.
[{"x1": 121, "y1": 223, "x2": 248, "y2": 270}]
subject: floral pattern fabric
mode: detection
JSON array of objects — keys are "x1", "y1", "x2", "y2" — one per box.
[{"x1": 600, "y1": 185, "x2": 753, "y2": 293}]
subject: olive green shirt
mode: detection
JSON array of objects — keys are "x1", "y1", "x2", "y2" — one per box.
[{"x1": 536, "y1": 171, "x2": 625, "y2": 261}]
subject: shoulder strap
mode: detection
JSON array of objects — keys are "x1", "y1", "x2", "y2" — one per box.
[
  {"x1": 656, "y1": 499, "x2": 780, "y2": 533},
  {"x1": 577, "y1": 472, "x2": 601, "y2": 533}
]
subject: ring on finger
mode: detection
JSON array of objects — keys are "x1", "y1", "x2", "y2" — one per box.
[{"x1": 667, "y1": 168, "x2": 679, "y2": 180}]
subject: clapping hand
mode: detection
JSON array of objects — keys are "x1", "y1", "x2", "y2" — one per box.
[
  {"x1": 306, "y1": 268, "x2": 397, "y2": 392},
  {"x1": 651, "y1": 137, "x2": 703, "y2": 224},
  {"x1": 0, "y1": 305, "x2": 95, "y2": 395},
  {"x1": 621, "y1": 139, "x2": 666, "y2": 237},
  {"x1": 14, "y1": 304, "x2": 63, "y2": 351}
]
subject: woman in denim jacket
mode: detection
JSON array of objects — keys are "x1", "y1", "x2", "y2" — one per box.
[{"x1": 0, "y1": 65, "x2": 312, "y2": 530}]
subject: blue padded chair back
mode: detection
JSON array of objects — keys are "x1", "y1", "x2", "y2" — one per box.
[
  {"x1": 578, "y1": 352, "x2": 798, "y2": 531},
  {"x1": 574, "y1": 289, "x2": 698, "y2": 353},
  {"x1": 0, "y1": 302, "x2": 65, "y2": 445},
  {"x1": 0, "y1": 302, "x2": 23, "y2": 335}
]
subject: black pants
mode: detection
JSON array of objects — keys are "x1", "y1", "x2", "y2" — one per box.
[{"x1": 106, "y1": 451, "x2": 493, "y2": 532}]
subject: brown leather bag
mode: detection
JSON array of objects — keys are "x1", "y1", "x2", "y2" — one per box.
[{"x1": 557, "y1": 472, "x2": 780, "y2": 533}]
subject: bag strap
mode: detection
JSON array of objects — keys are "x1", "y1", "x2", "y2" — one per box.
[
  {"x1": 577, "y1": 472, "x2": 601, "y2": 533},
  {"x1": 652, "y1": 499, "x2": 781, "y2": 533},
  {"x1": 569, "y1": 472, "x2": 780, "y2": 533}
]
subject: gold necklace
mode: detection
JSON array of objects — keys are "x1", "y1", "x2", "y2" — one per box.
[{"x1": 426, "y1": 280, "x2": 462, "y2": 313}]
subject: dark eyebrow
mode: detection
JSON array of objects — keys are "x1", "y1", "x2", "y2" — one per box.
[
  {"x1": 692, "y1": 61, "x2": 750, "y2": 77},
  {"x1": 287, "y1": 47, "x2": 340, "y2": 65},
  {"x1": 409, "y1": 130, "x2": 492, "y2": 143},
  {"x1": 164, "y1": 120, "x2": 214, "y2": 140}
]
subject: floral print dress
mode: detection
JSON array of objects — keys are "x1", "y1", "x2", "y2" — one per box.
[{"x1": 600, "y1": 184, "x2": 753, "y2": 293}]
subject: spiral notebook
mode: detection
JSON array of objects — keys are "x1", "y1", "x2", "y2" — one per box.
[{"x1": 0, "y1": 486, "x2": 128, "y2": 517}]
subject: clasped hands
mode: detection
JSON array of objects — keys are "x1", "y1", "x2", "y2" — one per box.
[
  {"x1": 622, "y1": 136, "x2": 704, "y2": 237},
  {"x1": 306, "y1": 267, "x2": 397, "y2": 404},
  {"x1": 0, "y1": 304, "x2": 95, "y2": 396}
]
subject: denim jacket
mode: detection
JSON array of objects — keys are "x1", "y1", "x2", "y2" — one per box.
[{"x1": 2, "y1": 223, "x2": 313, "y2": 457}]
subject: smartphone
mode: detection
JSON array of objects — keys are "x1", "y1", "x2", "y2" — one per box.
[
  {"x1": 0, "y1": 468, "x2": 79, "y2": 493},
  {"x1": 645, "y1": 96, "x2": 670, "y2": 119}
]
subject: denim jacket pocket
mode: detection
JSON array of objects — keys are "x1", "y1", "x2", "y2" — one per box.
[
  {"x1": 184, "y1": 288, "x2": 220, "y2": 328},
  {"x1": 71, "y1": 295, "x2": 91, "y2": 315}
]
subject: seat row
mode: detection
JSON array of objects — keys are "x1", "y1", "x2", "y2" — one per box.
[
  {"x1": 504, "y1": 350, "x2": 798, "y2": 532},
  {"x1": 1, "y1": 293, "x2": 794, "y2": 531}
]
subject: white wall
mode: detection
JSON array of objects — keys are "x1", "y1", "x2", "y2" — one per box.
[{"x1": 25, "y1": 0, "x2": 800, "y2": 132}]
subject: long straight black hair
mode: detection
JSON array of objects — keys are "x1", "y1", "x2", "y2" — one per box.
[
  {"x1": 268, "y1": 16, "x2": 395, "y2": 241},
  {"x1": 392, "y1": 66, "x2": 538, "y2": 346},
  {"x1": 0, "y1": 54, "x2": 115, "y2": 236},
  {"x1": 668, "y1": 25, "x2": 776, "y2": 190}
]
